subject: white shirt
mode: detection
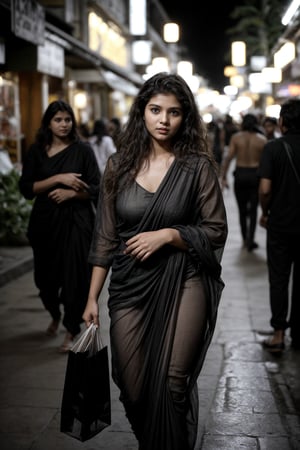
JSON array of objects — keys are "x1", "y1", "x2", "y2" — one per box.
[{"x1": 89, "y1": 135, "x2": 116, "y2": 175}]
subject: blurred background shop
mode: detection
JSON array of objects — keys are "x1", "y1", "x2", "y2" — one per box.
[{"x1": 0, "y1": 0, "x2": 299, "y2": 165}]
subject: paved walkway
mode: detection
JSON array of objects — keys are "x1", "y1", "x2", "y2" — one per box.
[{"x1": 0, "y1": 186, "x2": 300, "y2": 449}]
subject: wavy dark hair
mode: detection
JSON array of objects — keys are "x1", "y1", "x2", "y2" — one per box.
[
  {"x1": 35, "y1": 100, "x2": 79, "y2": 151},
  {"x1": 241, "y1": 113, "x2": 262, "y2": 133},
  {"x1": 280, "y1": 98, "x2": 300, "y2": 131},
  {"x1": 105, "y1": 72, "x2": 213, "y2": 196}
]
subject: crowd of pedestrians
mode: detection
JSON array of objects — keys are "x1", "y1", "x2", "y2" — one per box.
[{"x1": 209, "y1": 100, "x2": 299, "y2": 358}]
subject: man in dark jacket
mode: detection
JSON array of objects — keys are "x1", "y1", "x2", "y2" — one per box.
[{"x1": 258, "y1": 99, "x2": 300, "y2": 353}]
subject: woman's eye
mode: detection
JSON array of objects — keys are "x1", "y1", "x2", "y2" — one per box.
[{"x1": 150, "y1": 107, "x2": 159, "y2": 114}]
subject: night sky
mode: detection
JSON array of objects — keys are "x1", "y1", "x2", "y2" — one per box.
[{"x1": 159, "y1": 0, "x2": 241, "y2": 91}]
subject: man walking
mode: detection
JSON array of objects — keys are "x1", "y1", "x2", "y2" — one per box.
[
  {"x1": 258, "y1": 99, "x2": 300, "y2": 352},
  {"x1": 221, "y1": 113, "x2": 267, "y2": 251}
]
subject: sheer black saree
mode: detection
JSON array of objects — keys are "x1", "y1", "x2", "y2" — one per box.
[{"x1": 89, "y1": 156, "x2": 227, "y2": 449}]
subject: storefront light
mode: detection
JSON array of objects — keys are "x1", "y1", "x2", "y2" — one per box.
[
  {"x1": 230, "y1": 75, "x2": 244, "y2": 88},
  {"x1": 262, "y1": 67, "x2": 282, "y2": 83},
  {"x1": 224, "y1": 85, "x2": 238, "y2": 96},
  {"x1": 274, "y1": 42, "x2": 296, "y2": 69},
  {"x1": 177, "y1": 61, "x2": 193, "y2": 78},
  {"x1": 74, "y1": 92, "x2": 87, "y2": 109},
  {"x1": 230, "y1": 96, "x2": 253, "y2": 116},
  {"x1": 250, "y1": 56, "x2": 267, "y2": 71},
  {"x1": 231, "y1": 41, "x2": 246, "y2": 67},
  {"x1": 68, "y1": 80, "x2": 76, "y2": 89},
  {"x1": 249, "y1": 73, "x2": 272, "y2": 94},
  {"x1": 265, "y1": 104, "x2": 281, "y2": 118},
  {"x1": 224, "y1": 66, "x2": 238, "y2": 77},
  {"x1": 282, "y1": 0, "x2": 300, "y2": 25},
  {"x1": 132, "y1": 40, "x2": 152, "y2": 65},
  {"x1": 129, "y1": 0, "x2": 147, "y2": 35},
  {"x1": 152, "y1": 57, "x2": 169, "y2": 72},
  {"x1": 185, "y1": 75, "x2": 200, "y2": 93},
  {"x1": 163, "y1": 23, "x2": 179, "y2": 43}
]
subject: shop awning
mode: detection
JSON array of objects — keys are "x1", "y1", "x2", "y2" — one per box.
[{"x1": 102, "y1": 71, "x2": 139, "y2": 96}]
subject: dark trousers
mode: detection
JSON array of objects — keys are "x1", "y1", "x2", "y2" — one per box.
[
  {"x1": 267, "y1": 229, "x2": 300, "y2": 341},
  {"x1": 233, "y1": 167, "x2": 259, "y2": 245}
]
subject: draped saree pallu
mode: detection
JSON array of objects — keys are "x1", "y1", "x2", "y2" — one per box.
[{"x1": 90, "y1": 157, "x2": 227, "y2": 450}]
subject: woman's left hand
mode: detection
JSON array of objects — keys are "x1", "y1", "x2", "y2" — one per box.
[{"x1": 48, "y1": 188, "x2": 75, "y2": 203}]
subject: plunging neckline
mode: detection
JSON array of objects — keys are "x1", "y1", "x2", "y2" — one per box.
[
  {"x1": 134, "y1": 180, "x2": 155, "y2": 195},
  {"x1": 134, "y1": 158, "x2": 176, "y2": 194},
  {"x1": 47, "y1": 143, "x2": 72, "y2": 158}
]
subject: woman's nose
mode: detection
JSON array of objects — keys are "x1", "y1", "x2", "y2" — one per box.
[{"x1": 160, "y1": 114, "x2": 168, "y2": 124}]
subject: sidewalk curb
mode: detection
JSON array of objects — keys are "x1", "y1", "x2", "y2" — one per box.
[{"x1": 0, "y1": 247, "x2": 33, "y2": 287}]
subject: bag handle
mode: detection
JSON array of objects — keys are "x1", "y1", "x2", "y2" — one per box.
[
  {"x1": 282, "y1": 140, "x2": 300, "y2": 185},
  {"x1": 70, "y1": 324, "x2": 103, "y2": 354}
]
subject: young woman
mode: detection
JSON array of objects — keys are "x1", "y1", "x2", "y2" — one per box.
[
  {"x1": 19, "y1": 100, "x2": 101, "y2": 352},
  {"x1": 83, "y1": 73, "x2": 228, "y2": 449}
]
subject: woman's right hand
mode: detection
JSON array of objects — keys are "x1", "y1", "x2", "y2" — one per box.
[
  {"x1": 82, "y1": 299, "x2": 100, "y2": 328},
  {"x1": 259, "y1": 214, "x2": 268, "y2": 229}
]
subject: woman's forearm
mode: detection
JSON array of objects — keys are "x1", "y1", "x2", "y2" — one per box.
[
  {"x1": 33, "y1": 174, "x2": 61, "y2": 194},
  {"x1": 87, "y1": 266, "x2": 109, "y2": 303}
]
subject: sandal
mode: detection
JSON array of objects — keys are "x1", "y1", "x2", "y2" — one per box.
[
  {"x1": 262, "y1": 338, "x2": 285, "y2": 353},
  {"x1": 46, "y1": 319, "x2": 60, "y2": 337}
]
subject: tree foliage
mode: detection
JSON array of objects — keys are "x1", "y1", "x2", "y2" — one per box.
[
  {"x1": 0, "y1": 169, "x2": 32, "y2": 245},
  {"x1": 226, "y1": 0, "x2": 288, "y2": 62}
]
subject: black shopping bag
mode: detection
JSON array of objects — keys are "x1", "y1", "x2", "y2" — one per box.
[{"x1": 60, "y1": 325, "x2": 111, "y2": 441}]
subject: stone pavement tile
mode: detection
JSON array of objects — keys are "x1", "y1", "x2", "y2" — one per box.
[
  {"x1": 0, "y1": 406, "x2": 57, "y2": 435},
  {"x1": 204, "y1": 411, "x2": 287, "y2": 436},
  {"x1": 222, "y1": 360, "x2": 268, "y2": 377},
  {"x1": 213, "y1": 387, "x2": 278, "y2": 414},
  {"x1": 258, "y1": 437, "x2": 296, "y2": 450},
  {"x1": 201, "y1": 435, "x2": 258, "y2": 450},
  {"x1": 284, "y1": 415, "x2": 300, "y2": 442},
  {"x1": 216, "y1": 330, "x2": 257, "y2": 344},
  {"x1": 1, "y1": 436, "x2": 37, "y2": 450},
  {"x1": 224, "y1": 341, "x2": 266, "y2": 362},
  {"x1": 24, "y1": 413, "x2": 137, "y2": 450},
  {"x1": 218, "y1": 374, "x2": 271, "y2": 391}
]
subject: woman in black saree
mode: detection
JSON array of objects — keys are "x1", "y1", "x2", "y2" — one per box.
[
  {"x1": 19, "y1": 101, "x2": 101, "y2": 352},
  {"x1": 83, "y1": 73, "x2": 228, "y2": 449}
]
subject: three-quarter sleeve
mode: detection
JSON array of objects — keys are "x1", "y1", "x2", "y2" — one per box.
[
  {"x1": 19, "y1": 145, "x2": 38, "y2": 200},
  {"x1": 88, "y1": 160, "x2": 120, "y2": 267}
]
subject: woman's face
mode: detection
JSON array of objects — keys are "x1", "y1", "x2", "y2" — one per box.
[
  {"x1": 49, "y1": 110, "x2": 73, "y2": 139},
  {"x1": 143, "y1": 93, "x2": 183, "y2": 144}
]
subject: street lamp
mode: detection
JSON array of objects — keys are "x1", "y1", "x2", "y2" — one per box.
[
  {"x1": 163, "y1": 23, "x2": 179, "y2": 73},
  {"x1": 177, "y1": 61, "x2": 193, "y2": 78},
  {"x1": 163, "y1": 23, "x2": 179, "y2": 43},
  {"x1": 231, "y1": 41, "x2": 246, "y2": 67}
]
